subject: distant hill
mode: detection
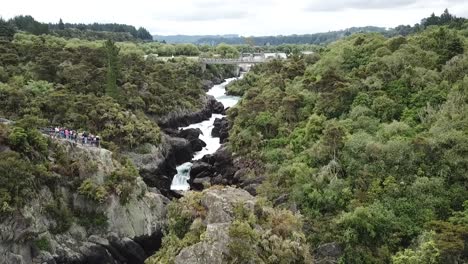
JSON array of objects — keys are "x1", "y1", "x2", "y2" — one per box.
[
  {"x1": 153, "y1": 34, "x2": 239, "y2": 43},
  {"x1": 154, "y1": 27, "x2": 388, "y2": 46}
]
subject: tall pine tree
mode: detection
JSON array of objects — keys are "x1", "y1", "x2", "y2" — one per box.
[
  {"x1": 0, "y1": 18, "x2": 16, "y2": 40},
  {"x1": 104, "y1": 39, "x2": 120, "y2": 99},
  {"x1": 58, "y1": 18, "x2": 65, "y2": 30}
]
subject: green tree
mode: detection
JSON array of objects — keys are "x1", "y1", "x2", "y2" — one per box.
[
  {"x1": 0, "y1": 18, "x2": 16, "y2": 40},
  {"x1": 58, "y1": 18, "x2": 65, "y2": 30},
  {"x1": 104, "y1": 39, "x2": 120, "y2": 99}
]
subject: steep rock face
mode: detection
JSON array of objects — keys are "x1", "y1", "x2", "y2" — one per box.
[
  {"x1": 0, "y1": 141, "x2": 168, "y2": 264},
  {"x1": 126, "y1": 134, "x2": 193, "y2": 197}
]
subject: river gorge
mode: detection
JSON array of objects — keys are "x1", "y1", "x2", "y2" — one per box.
[{"x1": 170, "y1": 76, "x2": 241, "y2": 191}]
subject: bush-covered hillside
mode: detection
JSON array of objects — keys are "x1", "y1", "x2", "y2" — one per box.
[
  {"x1": 0, "y1": 30, "x2": 234, "y2": 148},
  {"x1": 227, "y1": 17, "x2": 468, "y2": 263}
]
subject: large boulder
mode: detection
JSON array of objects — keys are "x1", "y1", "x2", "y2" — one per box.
[
  {"x1": 211, "y1": 117, "x2": 230, "y2": 143},
  {"x1": 212, "y1": 101, "x2": 225, "y2": 115},
  {"x1": 188, "y1": 146, "x2": 236, "y2": 191},
  {"x1": 177, "y1": 128, "x2": 206, "y2": 152},
  {"x1": 188, "y1": 145, "x2": 265, "y2": 195}
]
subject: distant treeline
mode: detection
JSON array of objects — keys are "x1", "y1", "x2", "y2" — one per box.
[
  {"x1": 154, "y1": 9, "x2": 467, "y2": 46},
  {"x1": 153, "y1": 34, "x2": 240, "y2": 44},
  {"x1": 196, "y1": 26, "x2": 388, "y2": 45},
  {"x1": 3, "y1": 15, "x2": 153, "y2": 41}
]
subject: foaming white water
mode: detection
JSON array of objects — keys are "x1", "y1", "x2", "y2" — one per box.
[
  {"x1": 170, "y1": 76, "x2": 242, "y2": 191},
  {"x1": 170, "y1": 162, "x2": 193, "y2": 191}
]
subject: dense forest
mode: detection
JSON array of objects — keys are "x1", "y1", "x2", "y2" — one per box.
[
  {"x1": 3, "y1": 15, "x2": 153, "y2": 41},
  {"x1": 224, "y1": 10, "x2": 468, "y2": 263}
]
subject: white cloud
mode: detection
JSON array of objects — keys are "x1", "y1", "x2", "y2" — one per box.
[{"x1": 1, "y1": 0, "x2": 467, "y2": 36}]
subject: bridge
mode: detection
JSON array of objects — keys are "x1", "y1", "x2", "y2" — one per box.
[
  {"x1": 199, "y1": 57, "x2": 267, "y2": 65},
  {"x1": 199, "y1": 56, "x2": 269, "y2": 73}
]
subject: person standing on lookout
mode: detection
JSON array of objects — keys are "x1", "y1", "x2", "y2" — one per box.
[{"x1": 83, "y1": 131, "x2": 88, "y2": 145}]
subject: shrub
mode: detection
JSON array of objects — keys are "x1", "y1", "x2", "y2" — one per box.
[
  {"x1": 75, "y1": 210, "x2": 108, "y2": 232},
  {"x1": 0, "y1": 152, "x2": 35, "y2": 214},
  {"x1": 78, "y1": 179, "x2": 108, "y2": 203},
  {"x1": 34, "y1": 237, "x2": 51, "y2": 252},
  {"x1": 45, "y1": 199, "x2": 73, "y2": 234},
  {"x1": 105, "y1": 160, "x2": 138, "y2": 204}
]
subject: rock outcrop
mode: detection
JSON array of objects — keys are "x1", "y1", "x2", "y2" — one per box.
[
  {"x1": 189, "y1": 145, "x2": 234, "y2": 191},
  {"x1": 126, "y1": 134, "x2": 195, "y2": 197},
  {"x1": 188, "y1": 145, "x2": 264, "y2": 195},
  {"x1": 211, "y1": 117, "x2": 230, "y2": 143},
  {"x1": 164, "y1": 128, "x2": 207, "y2": 152},
  {"x1": 175, "y1": 187, "x2": 255, "y2": 264},
  {"x1": 0, "y1": 141, "x2": 168, "y2": 264},
  {"x1": 147, "y1": 187, "x2": 312, "y2": 264},
  {"x1": 156, "y1": 95, "x2": 222, "y2": 128}
]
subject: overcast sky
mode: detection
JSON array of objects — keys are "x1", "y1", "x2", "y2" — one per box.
[{"x1": 2, "y1": 0, "x2": 468, "y2": 36}]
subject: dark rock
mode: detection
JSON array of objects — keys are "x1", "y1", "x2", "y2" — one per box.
[
  {"x1": 161, "y1": 128, "x2": 180, "y2": 137},
  {"x1": 314, "y1": 242, "x2": 343, "y2": 264},
  {"x1": 243, "y1": 184, "x2": 258, "y2": 196},
  {"x1": 200, "y1": 154, "x2": 216, "y2": 164},
  {"x1": 211, "y1": 117, "x2": 230, "y2": 143},
  {"x1": 188, "y1": 145, "x2": 236, "y2": 192},
  {"x1": 134, "y1": 230, "x2": 163, "y2": 257},
  {"x1": 52, "y1": 231, "x2": 165, "y2": 264},
  {"x1": 179, "y1": 128, "x2": 203, "y2": 141},
  {"x1": 164, "y1": 128, "x2": 206, "y2": 153},
  {"x1": 192, "y1": 177, "x2": 211, "y2": 191},
  {"x1": 109, "y1": 237, "x2": 147, "y2": 264},
  {"x1": 157, "y1": 96, "x2": 219, "y2": 129},
  {"x1": 211, "y1": 174, "x2": 228, "y2": 186},
  {"x1": 190, "y1": 139, "x2": 206, "y2": 152},
  {"x1": 201, "y1": 80, "x2": 214, "y2": 91},
  {"x1": 171, "y1": 137, "x2": 193, "y2": 164},
  {"x1": 212, "y1": 76, "x2": 223, "y2": 85},
  {"x1": 80, "y1": 244, "x2": 115, "y2": 264},
  {"x1": 233, "y1": 169, "x2": 248, "y2": 182},
  {"x1": 212, "y1": 101, "x2": 225, "y2": 114},
  {"x1": 239, "y1": 176, "x2": 265, "y2": 188},
  {"x1": 190, "y1": 162, "x2": 213, "y2": 178},
  {"x1": 212, "y1": 146, "x2": 234, "y2": 176}
]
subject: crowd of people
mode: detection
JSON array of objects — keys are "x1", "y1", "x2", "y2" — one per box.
[{"x1": 47, "y1": 127, "x2": 101, "y2": 148}]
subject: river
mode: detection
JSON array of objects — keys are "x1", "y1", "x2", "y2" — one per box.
[{"x1": 170, "y1": 76, "x2": 241, "y2": 191}]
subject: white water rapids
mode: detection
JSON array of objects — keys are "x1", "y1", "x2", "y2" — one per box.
[{"x1": 170, "y1": 77, "x2": 241, "y2": 191}]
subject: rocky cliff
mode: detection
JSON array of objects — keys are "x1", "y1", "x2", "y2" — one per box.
[{"x1": 0, "y1": 141, "x2": 169, "y2": 264}]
